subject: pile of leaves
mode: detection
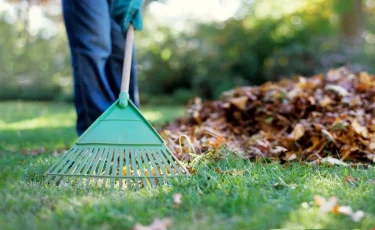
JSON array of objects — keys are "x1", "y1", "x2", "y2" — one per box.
[{"x1": 161, "y1": 67, "x2": 375, "y2": 164}]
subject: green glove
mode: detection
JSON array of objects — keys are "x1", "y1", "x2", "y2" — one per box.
[{"x1": 112, "y1": 0, "x2": 144, "y2": 33}]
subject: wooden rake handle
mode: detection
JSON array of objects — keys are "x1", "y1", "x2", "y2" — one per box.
[{"x1": 121, "y1": 24, "x2": 135, "y2": 93}]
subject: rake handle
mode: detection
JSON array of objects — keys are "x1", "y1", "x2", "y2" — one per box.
[{"x1": 121, "y1": 24, "x2": 134, "y2": 93}]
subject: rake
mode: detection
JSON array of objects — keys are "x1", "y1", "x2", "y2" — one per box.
[{"x1": 45, "y1": 25, "x2": 188, "y2": 190}]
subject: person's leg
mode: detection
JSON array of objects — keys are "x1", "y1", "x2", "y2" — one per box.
[
  {"x1": 107, "y1": 6, "x2": 139, "y2": 107},
  {"x1": 62, "y1": 0, "x2": 124, "y2": 135}
]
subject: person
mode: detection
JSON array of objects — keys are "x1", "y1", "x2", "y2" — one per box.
[{"x1": 62, "y1": 0, "x2": 144, "y2": 136}]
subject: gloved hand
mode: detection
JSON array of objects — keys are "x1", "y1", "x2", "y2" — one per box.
[{"x1": 112, "y1": 0, "x2": 144, "y2": 33}]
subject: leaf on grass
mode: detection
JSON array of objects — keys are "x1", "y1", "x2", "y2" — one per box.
[
  {"x1": 367, "y1": 179, "x2": 375, "y2": 185},
  {"x1": 186, "y1": 167, "x2": 197, "y2": 175},
  {"x1": 338, "y1": 206, "x2": 353, "y2": 215},
  {"x1": 313, "y1": 195, "x2": 365, "y2": 222},
  {"x1": 232, "y1": 169, "x2": 246, "y2": 176},
  {"x1": 344, "y1": 176, "x2": 359, "y2": 184},
  {"x1": 133, "y1": 218, "x2": 173, "y2": 230},
  {"x1": 25, "y1": 147, "x2": 45, "y2": 156},
  {"x1": 314, "y1": 195, "x2": 339, "y2": 213},
  {"x1": 173, "y1": 193, "x2": 182, "y2": 206},
  {"x1": 321, "y1": 157, "x2": 348, "y2": 166},
  {"x1": 351, "y1": 210, "x2": 365, "y2": 222}
]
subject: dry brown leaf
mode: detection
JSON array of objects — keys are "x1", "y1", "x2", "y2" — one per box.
[
  {"x1": 232, "y1": 169, "x2": 246, "y2": 176},
  {"x1": 285, "y1": 153, "x2": 297, "y2": 161},
  {"x1": 289, "y1": 124, "x2": 305, "y2": 141},
  {"x1": 160, "y1": 68, "x2": 375, "y2": 165},
  {"x1": 321, "y1": 157, "x2": 348, "y2": 167},
  {"x1": 351, "y1": 120, "x2": 369, "y2": 138},
  {"x1": 367, "y1": 179, "x2": 375, "y2": 185},
  {"x1": 325, "y1": 84, "x2": 349, "y2": 96},
  {"x1": 319, "y1": 96, "x2": 332, "y2": 107},
  {"x1": 229, "y1": 96, "x2": 248, "y2": 111},
  {"x1": 133, "y1": 218, "x2": 173, "y2": 230},
  {"x1": 344, "y1": 176, "x2": 359, "y2": 184}
]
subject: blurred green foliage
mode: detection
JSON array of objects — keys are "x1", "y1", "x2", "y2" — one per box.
[
  {"x1": 0, "y1": 13, "x2": 71, "y2": 101},
  {"x1": 1, "y1": 0, "x2": 375, "y2": 102}
]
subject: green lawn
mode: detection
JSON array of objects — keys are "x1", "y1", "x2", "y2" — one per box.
[{"x1": 1, "y1": 101, "x2": 375, "y2": 230}]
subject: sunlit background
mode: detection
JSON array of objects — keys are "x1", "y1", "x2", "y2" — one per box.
[{"x1": 1, "y1": 0, "x2": 375, "y2": 104}]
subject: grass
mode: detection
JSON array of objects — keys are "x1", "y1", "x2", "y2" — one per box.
[{"x1": 1, "y1": 101, "x2": 375, "y2": 230}]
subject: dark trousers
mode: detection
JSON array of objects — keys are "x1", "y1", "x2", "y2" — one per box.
[{"x1": 62, "y1": 0, "x2": 139, "y2": 135}]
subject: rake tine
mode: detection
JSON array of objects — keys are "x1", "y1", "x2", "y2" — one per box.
[
  {"x1": 77, "y1": 148, "x2": 100, "y2": 185},
  {"x1": 95, "y1": 148, "x2": 110, "y2": 186},
  {"x1": 110, "y1": 149, "x2": 120, "y2": 190},
  {"x1": 86, "y1": 148, "x2": 104, "y2": 187},
  {"x1": 135, "y1": 149, "x2": 148, "y2": 187},
  {"x1": 102, "y1": 148, "x2": 114, "y2": 188},
  {"x1": 125, "y1": 148, "x2": 131, "y2": 190},
  {"x1": 164, "y1": 147, "x2": 189, "y2": 174},
  {"x1": 54, "y1": 148, "x2": 86, "y2": 185},
  {"x1": 160, "y1": 148, "x2": 183, "y2": 175},
  {"x1": 69, "y1": 148, "x2": 96, "y2": 185},
  {"x1": 150, "y1": 149, "x2": 171, "y2": 185},
  {"x1": 140, "y1": 149, "x2": 156, "y2": 187},
  {"x1": 118, "y1": 149, "x2": 125, "y2": 190},
  {"x1": 145, "y1": 149, "x2": 162, "y2": 185},
  {"x1": 156, "y1": 148, "x2": 176, "y2": 176},
  {"x1": 131, "y1": 149, "x2": 140, "y2": 190},
  {"x1": 45, "y1": 147, "x2": 78, "y2": 183}
]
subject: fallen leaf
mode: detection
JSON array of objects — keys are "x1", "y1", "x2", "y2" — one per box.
[
  {"x1": 321, "y1": 157, "x2": 348, "y2": 166},
  {"x1": 229, "y1": 96, "x2": 248, "y2": 111},
  {"x1": 186, "y1": 167, "x2": 197, "y2": 175},
  {"x1": 344, "y1": 176, "x2": 359, "y2": 184},
  {"x1": 367, "y1": 179, "x2": 375, "y2": 185},
  {"x1": 351, "y1": 120, "x2": 369, "y2": 138},
  {"x1": 318, "y1": 196, "x2": 339, "y2": 213},
  {"x1": 173, "y1": 193, "x2": 182, "y2": 206},
  {"x1": 321, "y1": 129, "x2": 336, "y2": 143},
  {"x1": 313, "y1": 195, "x2": 365, "y2": 222},
  {"x1": 319, "y1": 96, "x2": 333, "y2": 107},
  {"x1": 215, "y1": 168, "x2": 223, "y2": 174},
  {"x1": 351, "y1": 210, "x2": 365, "y2": 222},
  {"x1": 272, "y1": 146, "x2": 288, "y2": 154},
  {"x1": 232, "y1": 169, "x2": 246, "y2": 176},
  {"x1": 133, "y1": 218, "x2": 173, "y2": 230},
  {"x1": 325, "y1": 84, "x2": 349, "y2": 96},
  {"x1": 285, "y1": 153, "x2": 297, "y2": 161},
  {"x1": 338, "y1": 206, "x2": 353, "y2": 215},
  {"x1": 289, "y1": 124, "x2": 305, "y2": 140},
  {"x1": 301, "y1": 202, "x2": 310, "y2": 209},
  {"x1": 160, "y1": 68, "x2": 375, "y2": 165}
]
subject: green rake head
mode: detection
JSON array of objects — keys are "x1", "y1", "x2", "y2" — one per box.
[{"x1": 45, "y1": 99, "x2": 188, "y2": 190}]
